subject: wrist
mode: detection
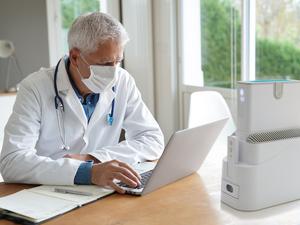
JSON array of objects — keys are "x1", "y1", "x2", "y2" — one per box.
[{"x1": 91, "y1": 164, "x2": 97, "y2": 184}]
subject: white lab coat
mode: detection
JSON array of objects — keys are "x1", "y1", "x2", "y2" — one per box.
[{"x1": 0, "y1": 59, "x2": 164, "y2": 185}]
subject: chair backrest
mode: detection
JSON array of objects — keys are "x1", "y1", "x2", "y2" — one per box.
[
  {"x1": 188, "y1": 91, "x2": 236, "y2": 145},
  {"x1": 0, "y1": 95, "x2": 16, "y2": 148}
]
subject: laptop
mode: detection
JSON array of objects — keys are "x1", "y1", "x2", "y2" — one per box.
[{"x1": 117, "y1": 118, "x2": 228, "y2": 195}]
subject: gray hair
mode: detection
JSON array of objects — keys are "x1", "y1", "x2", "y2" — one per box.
[{"x1": 68, "y1": 12, "x2": 129, "y2": 53}]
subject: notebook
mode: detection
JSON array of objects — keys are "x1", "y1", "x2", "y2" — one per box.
[
  {"x1": 0, "y1": 162, "x2": 155, "y2": 224},
  {"x1": 0, "y1": 184, "x2": 114, "y2": 224}
]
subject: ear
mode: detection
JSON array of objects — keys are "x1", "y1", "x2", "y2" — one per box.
[{"x1": 69, "y1": 48, "x2": 81, "y2": 67}]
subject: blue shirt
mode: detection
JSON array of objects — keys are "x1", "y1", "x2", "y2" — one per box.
[
  {"x1": 66, "y1": 58, "x2": 99, "y2": 122},
  {"x1": 65, "y1": 57, "x2": 98, "y2": 184},
  {"x1": 74, "y1": 160, "x2": 93, "y2": 184}
]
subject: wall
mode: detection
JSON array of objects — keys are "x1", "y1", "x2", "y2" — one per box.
[
  {"x1": 121, "y1": 0, "x2": 180, "y2": 141},
  {"x1": 122, "y1": 0, "x2": 155, "y2": 114},
  {"x1": 0, "y1": 0, "x2": 49, "y2": 91}
]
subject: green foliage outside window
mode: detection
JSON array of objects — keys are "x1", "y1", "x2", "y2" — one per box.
[
  {"x1": 61, "y1": 0, "x2": 100, "y2": 29},
  {"x1": 256, "y1": 39, "x2": 300, "y2": 80},
  {"x1": 201, "y1": 0, "x2": 300, "y2": 88},
  {"x1": 60, "y1": 0, "x2": 100, "y2": 53}
]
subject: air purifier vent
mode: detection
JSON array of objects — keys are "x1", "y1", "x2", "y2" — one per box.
[{"x1": 247, "y1": 129, "x2": 300, "y2": 143}]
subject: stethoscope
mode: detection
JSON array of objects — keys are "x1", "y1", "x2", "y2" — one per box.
[{"x1": 54, "y1": 58, "x2": 116, "y2": 150}]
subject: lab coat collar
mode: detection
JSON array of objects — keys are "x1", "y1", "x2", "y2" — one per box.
[
  {"x1": 56, "y1": 57, "x2": 72, "y2": 94},
  {"x1": 55, "y1": 57, "x2": 88, "y2": 128},
  {"x1": 54, "y1": 57, "x2": 117, "y2": 131},
  {"x1": 87, "y1": 88, "x2": 116, "y2": 132}
]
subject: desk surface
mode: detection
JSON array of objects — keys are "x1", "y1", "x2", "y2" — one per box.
[
  {"x1": 2, "y1": 144, "x2": 300, "y2": 225},
  {"x1": 0, "y1": 174, "x2": 220, "y2": 225},
  {"x1": 0, "y1": 92, "x2": 17, "y2": 97}
]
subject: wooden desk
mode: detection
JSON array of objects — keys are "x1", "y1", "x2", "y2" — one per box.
[
  {"x1": 3, "y1": 146, "x2": 300, "y2": 224},
  {"x1": 0, "y1": 92, "x2": 17, "y2": 97},
  {"x1": 0, "y1": 174, "x2": 220, "y2": 225}
]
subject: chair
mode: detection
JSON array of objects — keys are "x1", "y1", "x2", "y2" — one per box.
[{"x1": 188, "y1": 91, "x2": 236, "y2": 146}]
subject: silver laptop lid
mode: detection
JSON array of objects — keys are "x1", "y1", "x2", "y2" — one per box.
[{"x1": 142, "y1": 118, "x2": 228, "y2": 195}]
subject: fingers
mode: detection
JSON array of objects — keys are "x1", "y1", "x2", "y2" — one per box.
[
  {"x1": 118, "y1": 161, "x2": 141, "y2": 180},
  {"x1": 111, "y1": 160, "x2": 141, "y2": 181},
  {"x1": 112, "y1": 166, "x2": 141, "y2": 186},
  {"x1": 63, "y1": 154, "x2": 72, "y2": 158},
  {"x1": 91, "y1": 160, "x2": 142, "y2": 194},
  {"x1": 109, "y1": 181, "x2": 125, "y2": 194},
  {"x1": 113, "y1": 172, "x2": 138, "y2": 188}
]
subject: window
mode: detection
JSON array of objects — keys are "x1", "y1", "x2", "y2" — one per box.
[
  {"x1": 200, "y1": 0, "x2": 241, "y2": 88},
  {"x1": 179, "y1": 0, "x2": 300, "y2": 129},
  {"x1": 46, "y1": 0, "x2": 109, "y2": 66},
  {"x1": 256, "y1": 0, "x2": 300, "y2": 80},
  {"x1": 60, "y1": 0, "x2": 101, "y2": 53},
  {"x1": 178, "y1": 0, "x2": 240, "y2": 129},
  {"x1": 185, "y1": 0, "x2": 300, "y2": 89}
]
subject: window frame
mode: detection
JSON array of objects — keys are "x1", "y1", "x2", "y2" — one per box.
[
  {"x1": 46, "y1": 0, "x2": 62, "y2": 66},
  {"x1": 241, "y1": 0, "x2": 256, "y2": 81},
  {"x1": 177, "y1": 0, "x2": 256, "y2": 129},
  {"x1": 46, "y1": 0, "x2": 120, "y2": 67}
]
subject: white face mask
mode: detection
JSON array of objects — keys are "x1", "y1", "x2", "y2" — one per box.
[{"x1": 77, "y1": 55, "x2": 119, "y2": 93}]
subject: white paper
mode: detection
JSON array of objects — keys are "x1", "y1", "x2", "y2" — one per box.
[
  {"x1": 0, "y1": 162, "x2": 156, "y2": 223},
  {"x1": 0, "y1": 184, "x2": 114, "y2": 222},
  {"x1": 30, "y1": 185, "x2": 114, "y2": 206},
  {"x1": 0, "y1": 190, "x2": 77, "y2": 222}
]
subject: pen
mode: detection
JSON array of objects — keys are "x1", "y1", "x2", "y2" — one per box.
[{"x1": 54, "y1": 188, "x2": 93, "y2": 196}]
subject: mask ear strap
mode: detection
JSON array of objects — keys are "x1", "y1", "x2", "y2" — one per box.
[
  {"x1": 76, "y1": 66, "x2": 85, "y2": 80},
  {"x1": 75, "y1": 54, "x2": 90, "y2": 79},
  {"x1": 80, "y1": 54, "x2": 90, "y2": 66}
]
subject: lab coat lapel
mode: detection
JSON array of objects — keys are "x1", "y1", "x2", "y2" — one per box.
[
  {"x1": 88, "y1": 89, "x2": 116, "y2": 131},
  {"x1": 64, "y1": 91, "x2": 88, "y2": 129},
  {"x1": 56, "y1": 59, "x2": 88, "y2": 129}
]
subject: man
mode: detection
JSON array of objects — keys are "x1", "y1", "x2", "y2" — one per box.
[{"x1": 0, "y1": 12, "x2": 164, "y2": 194}]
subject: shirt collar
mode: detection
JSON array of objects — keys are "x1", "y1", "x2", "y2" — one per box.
[{"x1": 64, "y1": 56, "x2": 99, "y2": 103}]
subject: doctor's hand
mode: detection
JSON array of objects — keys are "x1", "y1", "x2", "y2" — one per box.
[
  {"x1": 63, "y1": 154, "x2": 100, "y2": 163},
  {"x1": 91, "y1": 160, "x2": 141, "y2": 194}
]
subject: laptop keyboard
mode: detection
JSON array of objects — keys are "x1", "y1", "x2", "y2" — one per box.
[{"x1": 118, "y1": 170, "x2": 153, "y2": 189}]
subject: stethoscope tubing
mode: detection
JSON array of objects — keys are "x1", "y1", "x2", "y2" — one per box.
[{"x1": 53, "y1": 58, "x2": 115, "y2": 150}]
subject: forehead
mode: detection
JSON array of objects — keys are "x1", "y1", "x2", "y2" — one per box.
[{"x1": 87, "y1": 40, "x2": 124, "y2": 60}]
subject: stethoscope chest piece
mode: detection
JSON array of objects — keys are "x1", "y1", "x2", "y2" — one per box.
[
  {"x1": 54, "y1": 58, "x2": 116, "y2": 151},
  {"x1": 106, "y1": 114, "x2": 114, "y2": 126}
]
